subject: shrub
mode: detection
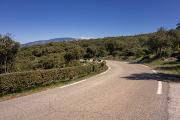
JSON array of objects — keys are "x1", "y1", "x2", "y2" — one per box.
[
  {"x1": 177, "y1": 54, "x2": 180, "y2": 61},
  {"x1": 0, "y1": 62, "x2": 107, "y2": 95}
]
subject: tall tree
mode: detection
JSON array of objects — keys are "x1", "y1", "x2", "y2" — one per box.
[
  {"x1": 168, "y1": 30, "x2": 180, "y2": 50},
  {"x1": 0, "y1": 34, "x2": 20, "y2": 73},
  {"x1": 176, "y1": 23, "x2": 180, "y2": 30},
  {"x1": 147, "y1": 28, "x2": 172, "y2": 56},
  {"x1": 84, "y1": 46, "x2": 97, "y2": 58}
]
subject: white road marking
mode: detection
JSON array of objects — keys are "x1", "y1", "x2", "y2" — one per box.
[
  {"x1": 59, "y1": 65, "x2": 110, "y2": 89},
  {"x1": 124, "y1": 62, "x2": 129, "y2": 64},
  {"x1": 152, "y1": 70, "x2": 157, "y2": 73},
  {"x1": 141, "y1": 64, "x2": 149, "y2": 68},
  {"x1": 157, "y1": 81, "x2": 162, "y2": 95},
  {"x1": 60, "y1": 79, "x2": 87, "y2": 89},
  {"x1": 99, "y1": 66, "x2": 111, "y2": 75},
  {"x1": 151, "y1": 70, "x2": 162, "y2": 94}
]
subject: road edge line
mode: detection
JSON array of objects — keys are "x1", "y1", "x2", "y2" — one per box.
[
  {"x1": 141, "y1": 64, "x2": 149, "y2": 68},
  {"x1": 152, "y1": 70, "x2": 157, "y2": 73},
  {"x1": 157, "y1": 81, "x2": 162, "y2": 95},
  {"x1": 59, "y1": 65, "x2": 110, "y2": 89},
  {"x1": 151, "y1": 69, "x2": 163, "y2": 95}
]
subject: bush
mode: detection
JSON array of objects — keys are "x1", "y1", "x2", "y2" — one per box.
[
  {"x1": 177, "y1": 54, "x2": 180, "y2": 61},
  {"x1": 0, "y1": 62, "x2": 107, "y2": 95}
]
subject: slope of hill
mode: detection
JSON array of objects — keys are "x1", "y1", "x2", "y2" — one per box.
[{"x1": 22, "y1": 37, "x2": 76, "y2": 47}]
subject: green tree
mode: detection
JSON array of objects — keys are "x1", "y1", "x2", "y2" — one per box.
[
  {"x1": 84, "y1": 46, "x2": 97, "y2": 58},
  {"x1": 168, "y1": 30, "x2": 180, "y2": 50},
  {"x1": 105, "y1": 40, "x2": 122, "y2": 55},
  {"x1": 97, "y1": 47, "x2": 108, "y2": 57},
  {"x1": 0, "y1": 34, "x2": 20, "y2": 73},
  {"x1": 72, "y1": 46, "x2": 85, "y2": 59},
  {"x1": 176, "y1": 23, "x2": 180, "y2": 30},
  {"x1": 147, "y1": 28, "x2": 172, "y2": 57},
  {"x1": 64, "y1": 52, "x2": 74, "y2": 63}
]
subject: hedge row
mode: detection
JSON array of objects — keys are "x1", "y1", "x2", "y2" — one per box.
[{"x1": 0, "y1": 62, "x2": 107, "y2": 95}]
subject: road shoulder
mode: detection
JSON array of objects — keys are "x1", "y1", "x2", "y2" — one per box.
[{"x1": 168, "y1": 82, "x2": 180, "y2": 120}]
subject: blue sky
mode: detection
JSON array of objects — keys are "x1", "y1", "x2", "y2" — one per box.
[{"x1": 0, "y1": 0, "x2": 179, "y2": 43}]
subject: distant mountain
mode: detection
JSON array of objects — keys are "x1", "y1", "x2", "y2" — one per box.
[{"x1": 22, "y1": 37, "x2": 76, "y2": 47}]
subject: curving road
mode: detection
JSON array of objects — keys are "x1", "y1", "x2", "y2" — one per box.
[{"x1": 0, "y1": 61, "x2": 168, "y2": 120}]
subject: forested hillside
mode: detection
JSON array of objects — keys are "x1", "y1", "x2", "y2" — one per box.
[{"x1": 1, "y1": 27, "x2": 180, "y2": 74}]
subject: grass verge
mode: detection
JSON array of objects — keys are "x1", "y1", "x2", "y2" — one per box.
[{"x1": 145, "y1": 59, "x2": 180, "y2": 75}]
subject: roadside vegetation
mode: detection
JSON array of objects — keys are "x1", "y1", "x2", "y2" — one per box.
[
  {"x1": 0, "y1": 61, "x2": 107, "y2": 96},
  {"x1": 0, "y1": 23, "x2": 180, "y2": 96}
]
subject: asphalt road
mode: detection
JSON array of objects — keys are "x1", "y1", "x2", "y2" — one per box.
[{"x1": 0, "y1": 61, "x2": 168, "y2": 120}]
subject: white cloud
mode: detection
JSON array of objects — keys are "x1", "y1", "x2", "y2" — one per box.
[{"x1": 79, "y1": 37, "x2": 95, "y2": 40}]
